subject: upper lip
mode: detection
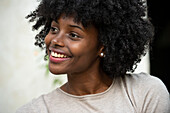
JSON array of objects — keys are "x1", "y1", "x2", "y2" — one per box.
[{"x1": 49, "y1": 47, "x2": 72, "y2": 57}]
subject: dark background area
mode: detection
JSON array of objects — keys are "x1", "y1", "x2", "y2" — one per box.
[{"x1": 147, "y1": 0, "x2": 170, "y2": 92}]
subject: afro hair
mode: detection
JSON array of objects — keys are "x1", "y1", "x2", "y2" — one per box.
[{"x1": 26, "y1": 0, "x2": 154, "y2": 78}]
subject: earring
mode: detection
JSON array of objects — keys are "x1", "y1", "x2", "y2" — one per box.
[
  {"x1": 100, "y1": 53, "x2": 104, "y2": 56},
  {"x1": 100, "y1": 52, "x2": 105, "y2": 57}
]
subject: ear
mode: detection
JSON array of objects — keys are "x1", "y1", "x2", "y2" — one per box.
[{"x1": 99, "y1": 45, "x2": 105, "y2": 57}]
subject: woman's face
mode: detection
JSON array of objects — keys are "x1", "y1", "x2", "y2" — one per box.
[{"x1": 45, "y1": 15, "x2": 101, "y2": 75}]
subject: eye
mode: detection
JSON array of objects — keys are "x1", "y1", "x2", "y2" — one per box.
[
  {"x1": 50, "y1": 27, "x2": 59, "y2": 34},
  {"x1": 69, "y1": 32, "x2": 80, "y2": 39}
]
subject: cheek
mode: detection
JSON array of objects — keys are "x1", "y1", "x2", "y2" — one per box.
[
  {"x1": 44, "y1": 34, "x2": 51, "y2": 47},
  {"x1": 70, "y1": 40, "x2": 99, "y2": 61},
  {"x1": 67, "y1": 46, "x2": 99, "y2": 74}
]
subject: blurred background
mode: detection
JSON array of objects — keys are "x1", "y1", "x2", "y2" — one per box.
[
  {"x1": 147, "y1": 0, "x2": 170, "y2": 93},
  {"x1": 0, "y1": 0, "x2": 169, "y2": 113},
  {"x1": 0, "y1": 0, "x2": 67, "y2": 113}
]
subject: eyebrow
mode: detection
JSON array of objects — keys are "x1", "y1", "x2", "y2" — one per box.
[
  {"x1": 69, "y1": 25, "x2": 84, "y2": 32},
  {"x1": 52, "y1": 21, "x2": 84, "y2": 31}
]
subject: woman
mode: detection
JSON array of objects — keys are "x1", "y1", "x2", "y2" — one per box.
[{"x1": 16, "y1": 0, "x2": 169, "y2": 113}]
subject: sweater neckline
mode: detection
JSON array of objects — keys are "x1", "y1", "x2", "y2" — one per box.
[{"x1": 57, "y1": 79, "x2": 115, "y2": 99}]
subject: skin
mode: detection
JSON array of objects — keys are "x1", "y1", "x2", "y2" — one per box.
[{"x1": 45, "y1": 14, "x2": 113, "y2": 96}]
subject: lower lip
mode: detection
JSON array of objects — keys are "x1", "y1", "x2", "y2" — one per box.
[{"x1": 49, "y1": 55, "x2": 71, "y2": 63}]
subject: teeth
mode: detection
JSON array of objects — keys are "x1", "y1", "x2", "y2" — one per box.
[
  {"x1": 51, "y1": 51, "x2": 68, "y2": 58},
  {"x1": 54, "y1": 53, "x2": 57, "y2": 57}
]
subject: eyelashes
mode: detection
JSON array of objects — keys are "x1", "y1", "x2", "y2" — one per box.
[
  {"x1": 50, "y1": 27, "x2": 59, "y2": 34},
  {"x1": 69, "y1": 32, "x2": 80, "y2": 39},
  {"x1": 49, "y1": 26, "x2": 82, "y2": 40}
]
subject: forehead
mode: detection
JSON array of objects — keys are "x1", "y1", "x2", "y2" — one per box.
[
  {"x1": 52, "y1": 12, "x2": 92, "y2": 28},
  {"x1": 52, "y1": 14, "x2": 98, "y2": 41},
  {"x1": 53, "y1": 14, "x2": 97, "y2": 32},
  {"x1": 57, "y1": 14, "x2": 82, "y2": 26}
]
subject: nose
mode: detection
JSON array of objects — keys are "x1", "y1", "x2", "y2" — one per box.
[{"x1": 51, "y1": 34, "x2": 65, "y2": 47}]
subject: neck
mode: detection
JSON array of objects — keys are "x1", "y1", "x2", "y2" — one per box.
[{"x1": 60, "y1": 62, "x2": 113, "y2": 96}]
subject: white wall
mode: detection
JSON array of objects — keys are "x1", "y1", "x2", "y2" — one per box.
[
  {"x1": 0, "y1": 1, "x2": 67, "y2": 113},
  {"x1": 0, "y1": 0, "x2": 149, "y2": 113}
]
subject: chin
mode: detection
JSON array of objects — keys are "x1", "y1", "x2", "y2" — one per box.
[
  {"x1": 49, "y1": 69, "x2": 66, "y2": 75},
  {"x1": 48, "y1": 63, "x2": 66, "y2": 75}
]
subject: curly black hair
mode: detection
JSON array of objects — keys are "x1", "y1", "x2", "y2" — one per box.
[{"x1": 26, "y1": 0, "x2": 154, "y2": 78}]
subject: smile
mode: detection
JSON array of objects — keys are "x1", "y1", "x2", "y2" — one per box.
[
  {"x1": 51, "y1": 51, "x2": 68, "y2": 58},
  {"x1": 50, "y1": 51, "x2": 71, "y2": 63}
]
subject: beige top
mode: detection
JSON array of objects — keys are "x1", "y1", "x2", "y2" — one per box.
[{"x1": 16, "y1": 73, "x2": 170, "y2": 113}]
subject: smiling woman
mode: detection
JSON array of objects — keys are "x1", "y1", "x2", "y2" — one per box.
[
  {"x1": 16, "y1": 0, "x2": 169, "y2": 113},
  {"x1": 46, "y1": 16, "x2": 100, "y2": 76}
]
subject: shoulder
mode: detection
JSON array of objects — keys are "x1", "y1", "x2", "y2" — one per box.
[
  {"x1": 15, "y1": 89, "x2": 57, "y2": 113},
  {"x1": 15, "y1": 96, "x2": 45, "y2": 113},
  {"x1": 124, "y1": 72, "x2": 169, "y2": 98},
  {"x1": 125, "y1": 72, "x2": 168, "y2": 93},
  {"x1": 123, "y1": 72, "x2": 170, "y2": 113}
]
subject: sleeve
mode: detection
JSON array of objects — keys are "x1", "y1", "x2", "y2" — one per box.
[
  {"x1": 139, "y1": 75, "x2": 170, "y2": 113},
  {"x1": 15, "y1": 96, "x2": 48, "y2": 113},
  {"x1": 15, "y1": 101, "x2": 36, "y2": 113}
]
